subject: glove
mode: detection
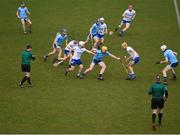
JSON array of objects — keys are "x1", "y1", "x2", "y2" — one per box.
[
  {"x1": 32, "y1": 55, "x2": 36, "y2": 60},
  {"x1": 156, "y1": 61, "x2": 160, "y2": 64}
]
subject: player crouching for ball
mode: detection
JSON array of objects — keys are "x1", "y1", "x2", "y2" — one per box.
[
  {"x1": 19, "y1": 45, "x2": 35, "y2": 88},
  {"x1": 81, "y1": 46, "x2": 121, "y2": 80},
  {"x1": 148, "y1": 75, "x2": 168, "y2": 130},
  {"x1": 65, "y1": 41, "x2": 95, "y2": 78},
  {"x1": 156, "y1": 45, "x2": 178, "y2": 85},
  {"x1": 121, "y1": 42, "x2": 140, "y2": 80}
]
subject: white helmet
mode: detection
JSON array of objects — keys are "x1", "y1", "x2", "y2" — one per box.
[
  {"x1": 79, "y1": 41, "x2": 85, "y2": 47},
  {"x1": 160, "y1": 45, "x2": 167, "y2": 51},
  {"x1": 99, "y1": 17, "x2": 105, "y2": 22}
]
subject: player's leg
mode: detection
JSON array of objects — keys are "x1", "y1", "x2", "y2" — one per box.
[
  {"x1": 162, "y1": 65, "x2": 172, "y2": 84},
  {"x1": 19, "y1": 65, "x2": 31, "y2": 87},
  {"x1": 151, "y1": 98, "x2": 158, "y2": 130},
  {"x1": 26, "y1": 19, "x2": 32, "y2": 33},
  {"x1": 157, "y1": 98, "x2": 165, "y2": 125},
  {"x1": 115, "y1": 21, "x2": 124, "y2": 31},
  {"x1": 126, "y1": 61, "x2": 135, "y2": 80},
  {"x1": 122, "y1": 23, "x2": 130, "y2": 32},
  {"x1": 20, "y1": 19, "x2": 27, "y2": 34},
  {"x1": 65, "y1": 59, "x2": 76, "y2": 76},
  {"x1": 44, "y1": 47, "x2": 58, "y2": 62},
  {"x1": 93, "y1": 36, "x2": 99, "y2": 49},
  {"x1": 119, "y1": 23, "x2": 130, "y2": 37},
  {"x1": 97, "y1": 61, "x2": 106, "y2": 80},
  {"x1": 85, "y1": 34, "x2": 91, "y2": 44},
  {"x1": 77, "y1": 64, "x2": 83, "y2": 78},
  {"x1": 82, "y1": 62, "x2": 95, "y2": 75}
]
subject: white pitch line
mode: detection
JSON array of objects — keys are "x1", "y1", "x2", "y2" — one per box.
[{"x1": 174, "y1": 0, "x2": 180, "y2": 29}]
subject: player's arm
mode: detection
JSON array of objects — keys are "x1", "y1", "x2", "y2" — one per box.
[
  {"x1": 173, "y1": 51, "x2": 178, "y2": 55},
  {"x1": 104, "y1": 27, "x2": 108, "y2": 34},
  {"x1": 148, "y1": 86, "x2": 153, "y2": 95},
  {"x1": 125, "y1": 56, "x2": 131, "y2": 62},
  {"x1": 26, "y1": 8, "x2": 31, "y2": 15},
  {"x1": 85, "y1": 49, "x2": 95, "y2": 55},
  {"x1": 109, "y1": 53, "x2": 121, "y2": 60},
  {"x1": 122, "y1": 11, "x2": 126, "y2": 17},
  {"x1": 156, "y1": 57, "x2": 168, "y2": 64},
  {"x1": 132, "y1": 12, "x2": 136, "y2": 20},
  {"x1": 53, "y1": 33, "x2": 58, "y2": 47},
  {"x1": 164, "y1": 86, "x2": 168, "y2": 101},
  {"x1": 16, "y1": 9, "x2": 20, "y2": 18}
]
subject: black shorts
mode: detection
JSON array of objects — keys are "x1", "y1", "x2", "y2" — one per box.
[
  {"x1": 151, "y1": 98, "x2": 164, "y2": 109},
  {"x1": 21, "y1": 64, "x2": 31, "y2": 72}
]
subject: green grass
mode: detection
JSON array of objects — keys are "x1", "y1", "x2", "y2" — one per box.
[{"x1": 0, "y1": 0, "x2": 180, "y2": 133}]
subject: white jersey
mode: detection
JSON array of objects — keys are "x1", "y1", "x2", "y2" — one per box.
[
  {"x1": 72, "y1": 46, "x2": 87, "y2": 60},
  {"x1": 98, "y1": 23, "x2": 107, "y2": 36},
  {"x1": 65, "y1": 40, "x2": 78, "y2": 51},
  {"x1": 123, "y1": 9, "x2": 136, "y2": 22},
  {"x1": 126, "y1": 46, "x2": 139, "y2": 59}
]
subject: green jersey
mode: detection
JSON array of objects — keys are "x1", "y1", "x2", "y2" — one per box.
[
  {"x1": 148, "y1": 82, "x2": 168, "y2": 99},
  {"x1": 21, "y1": 50, "x2": 33, "y2": 65}
]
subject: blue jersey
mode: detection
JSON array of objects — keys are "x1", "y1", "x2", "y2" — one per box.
[
  {"x1": 56, "y1": 33, "x2": 68, "y2": 46},
  {"x1": 90, "y1": 23, "x2": 99, "y2": 36},
  {"x1": 17, "y1": 7, "x2": 29, "y2": 19},
  {"x1": 163, "y1": 49, "x2": 178, "y2": 64},
  {"x1": 93, "y1": 50, "x2": 110, "y2": 61}
]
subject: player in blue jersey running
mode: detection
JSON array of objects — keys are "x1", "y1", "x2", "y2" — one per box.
[
  {"x1": 44, "y1": 29, "x2": 68, "y2": 62},
  {"x1": 85, "y1": 19, "x2": 100, "y2": 48},
  {"x1": 16, "y1": 2, "x2": 32, "y2": 34},
  {"x1": 156, "y1": 45, "x2": 178, "y2": 84},
  {"x1": 81, "y1": 46, "x2": 121, "y2": 80}
]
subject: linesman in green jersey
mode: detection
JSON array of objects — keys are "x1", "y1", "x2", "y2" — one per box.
[
  {"x1": 19, "y1": 45, "x2": 35, "y2": 87},
  {"x1": 148, "y1": 75, "x2": 168, "y2": 130}
]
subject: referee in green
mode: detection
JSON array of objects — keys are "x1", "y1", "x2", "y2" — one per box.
[
  {"x1": 19, "y1": 45, "x2": 35, "y2": 88},
  {"x1": 148, "y1": 75, "x2": 168, "y2": 130}
]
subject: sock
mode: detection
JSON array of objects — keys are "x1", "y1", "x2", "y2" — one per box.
[
  {"x1": 21, "y1": 76, "x2": 28, "y2": 85},
  {"x1": 130, "y1": 73, "x2": 135, "y2": 78},
  {"x1": 99, "y1": 74, "x2": 102, "y2": 77},
  {"x1": 152, "y1": 113, "x2": 156, "y2": 124},
  {"x1": 164, "y1": 77, "x2": 167, "y2": 82},
  {"x1": 68, "y1": 65, "x2": 71, "y2": 68},
  {"x1": 158, "y1": 113, "x2": 163, "y2": 123},
  {"x1": 27, "y1": 77, "x2": 31, "y2": 85}
]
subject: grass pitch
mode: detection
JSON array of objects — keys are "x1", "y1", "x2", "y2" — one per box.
[{"x1": 0, "y1": 0, "x2": 180, "y2": 133}]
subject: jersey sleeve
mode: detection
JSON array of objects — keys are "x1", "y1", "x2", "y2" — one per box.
[
  {"x1": 148, "y1": 85, "x2": 153, "y2": 95},
  {"x1": 82, "y1": 48, "x2": 87, "y2": 52},
  {"x1": 127, "y1": 47, "x2": 133, "y2": 52},
  {"x1": 106, "y1": 51, "x2": 110, "y2": 56}
]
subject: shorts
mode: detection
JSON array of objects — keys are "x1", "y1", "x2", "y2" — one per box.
[
  {"x1": 97, "y1": 34, "x2": 104, "y2": 38},
  {"x1": 21, "y1": 18, "x2": 29, "y2": 22},
  {"x1": 64, "y1": 49, "x2": 70, "y2": 56},
  {"x1": 170, "y1": 62, "x2": 178, "y2": 68},
  {"x1": 52, "y1": 44, "x2": 61, "y2": 49},
  {"x1": 121, "y1": 20, "x2": 131, "y2": 24},
  {"x1": 71, "y1": 59, "x2": 82, "y2": 66},
  {"x1": 92, "y1": 59, "x2": 102, "y2": 64},
  {"x1": 130, "y1": 57, "x2": 140, "y2": 66},
  {"x1": 88, "y1": 33, "x2": 97, "y2": 38},
  {"x1": 151, "y1": 98, "x2": 164, "y2": 109},
  {"x1": 21, "y1": 64, "x2": 31, "y2": 72}
]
